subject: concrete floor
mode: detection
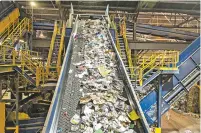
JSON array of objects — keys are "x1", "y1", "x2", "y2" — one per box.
[{"x1": 162, "y1": 109, "x2": 200, "y2": 133}]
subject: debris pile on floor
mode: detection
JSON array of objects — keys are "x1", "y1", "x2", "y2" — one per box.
[{"x1": 70, "y1": 19, "x2": 138, "y2": 133}]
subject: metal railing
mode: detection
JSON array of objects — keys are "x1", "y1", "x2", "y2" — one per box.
[
  {"x1": 0, "y1": 45, "x2": 44, "y2": 87},
  {"x1": 46, "y1": 21, "x2": 58, "y2": 76},
  {"x1": 20, "y1": 51, "x2": 44, "y2": 86},
  {"x1": 1, "y1": 18, "x2": 30, "y2": 46},
  {"x1": 137, "y1": 51, "x2": 179, "y2": 85},
  {"x1": 136, "y1": 51, "x2": 179, "y2": 69},
  {"x1": 110, "y1": 21, "x2": 121, "y2": 55},
  {"x1": 120, "y1": 18, "x2": 179, "y2": 86},
  {"x1": 56, "y1": 22, "x2": 66, "y2": 75},
  {"x1": 121, "y1": 18, "x2": 135, "y2": 79}
]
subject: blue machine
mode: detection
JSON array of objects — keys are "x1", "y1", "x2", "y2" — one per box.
[
  {"x1": 140, "y1": 37, "x2": 200, "y2": 125},
  {"x1": 33, "y1": 22, "x2": 54, "y2": 30}
]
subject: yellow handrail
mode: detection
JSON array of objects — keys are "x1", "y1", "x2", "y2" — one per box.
[
  {"x1": 56, "y1": 21, "x2": 66, "y2": 74},
  {"x1": 121, "y1": 17, "x2": 135, "y2": 79},
  {"x1": 137, "y1": 50, "x2": 179, "y2": 86},
  {"x1": 46, "y1": 21, "x2": 58, "y2": 76},
  {"x1": 0, "y1": 45, "x2": 44, "y2": 87},
  {"x1": 1, "y1": 18, "x2": 30, "y2": 46},
  {"x1": 119, "y1": 17, "x2": 179, "y2": 86}
]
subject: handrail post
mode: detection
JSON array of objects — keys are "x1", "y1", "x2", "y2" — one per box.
[
  {"x1": 36, "y1": 67, "x2": 39, "y2": 87},
  {"x1": 139, "y1": 69, "x2": 143, "y2": 86},
  {"x1": 3, "y1": 47, "x2": 6, "y2": 62},
  {"x1": 20, "y1": 24, "x2": 22, "y2": 36},
  {"x1": 12, "y1": 50, "x2": 16, "y2": 65}
]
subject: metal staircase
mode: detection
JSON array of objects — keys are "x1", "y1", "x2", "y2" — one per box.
[
  {"x1": 51, "y1": 35, "x2": 61, "y2": 65},
  {"x1": 14, "y1": 51, "x2": 44, "y2": 87},
  {"x1": 6, "y1": 117, "x2": 45, "y2": 133},
  {"x1": 46, "y1": 21, "x2": 66, "y2": 78},
  {"x1": 113, "y1": 18, "x2": 179, "y2": 89}
]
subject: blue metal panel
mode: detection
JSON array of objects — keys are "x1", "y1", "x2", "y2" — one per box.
[
  {"x1": 175, "y1": 59, "x2": 195, "y2": 80},
  {"x1": 33, "y1": 26, "x2": 54, "y2": 30},
  {"x1": 191, "y1": 48, "x2": 200, "y2": 65},
  {"x1": 140, "y1": 91, "x2": 170, "y2": 125},
  {"x1": 65, "y1": 28, "x2": 72, "y2": 50},
  {"x1": 33, "y1": 22, "x2": 54, "y2": 27},
  {"x1": 109, "y1": 29, "x2": 115, "y2": 41},
  {"x1": 66, "y1": 28, "x2": 72, "y2": 37},
  {"x1": 178, "y1": 37, "x2": 200, "y2": 65},
  {"x1": 33, "y1": 23, "x2": 54, "y2": 30},
  {"x1": 165, "y1": 84, "x2": 184, "y2": 102},
  {"x1": 140, "y1": 90, "x2": 157, "y2": 112}
]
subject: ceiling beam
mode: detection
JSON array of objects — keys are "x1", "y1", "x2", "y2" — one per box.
[
  {"x1": 177, "y1": 17, "x2": 197, "y2": 27},
  {"x1": 128, "y1": 41, "x2": 190, "y2": 50}
]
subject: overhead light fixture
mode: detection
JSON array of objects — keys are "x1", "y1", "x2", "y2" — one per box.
[{"x1": 30, "y1": 2, "x2": 36, "y2": 6}]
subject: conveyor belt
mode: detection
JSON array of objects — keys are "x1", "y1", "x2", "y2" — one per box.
[
  {"x1": 43, "y1": 15, "x2": 150, "y2": 133},
  {"x1": 139, "y1": 37, "x2": 200, "y2": 125},
  {"x1": 56, "y1": 21, "x2": 83, "y2": 132}
]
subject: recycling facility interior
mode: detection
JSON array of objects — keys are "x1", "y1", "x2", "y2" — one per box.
[{"x1": 0, "y1": 1, "x2": 200, "y2": 133}]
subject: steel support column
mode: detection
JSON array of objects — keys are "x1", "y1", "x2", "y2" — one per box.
[
  {"x1": 133, "y1": 22, "x2": 136, "y2": 41},
  {"x1": 157, "y1": 74, "x2": 162, "y2": 128},
  {"x1": 128, "y1": 41, "x2": 189, "y2": 50},
  {"x1": 14, "y1": 74, "x2": 19, "y2": 133}
]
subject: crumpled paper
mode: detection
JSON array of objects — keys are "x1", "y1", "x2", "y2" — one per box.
[
  {"x1": 70, "y1": 114, "x2": 80, "y2": 124},
  {"x1": 98, "y1": 65, "x2": 111, "y2": 77}
]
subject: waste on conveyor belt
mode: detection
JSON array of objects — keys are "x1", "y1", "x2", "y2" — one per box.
[{"x1": 69, "y1": 19, "x2": 138, "y2": 133}]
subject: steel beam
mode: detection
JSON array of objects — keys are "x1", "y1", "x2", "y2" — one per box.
[
  {"x1": 158, "y1": 74, "x2": 162, "y2": 128},
  {"x1": 177, "y1": 17, "x2": 197, "y2": 27},
  {"x1": 128, "y1": 41, "x2": 190, "y2": 50}
]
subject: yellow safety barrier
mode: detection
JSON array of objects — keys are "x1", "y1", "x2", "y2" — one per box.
[
  {"x1": 1, "y1": 17, "x2": 30, "y2": 46},
  {"x1": 0, "y1": 8, "x2": 20, "y2": 34},
  {"x1": 46, "y1": 21, "x2": 58, "y2": 76},
  {"x1": 56, "y1": 21, "x2": 66, "y2": 75}
]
